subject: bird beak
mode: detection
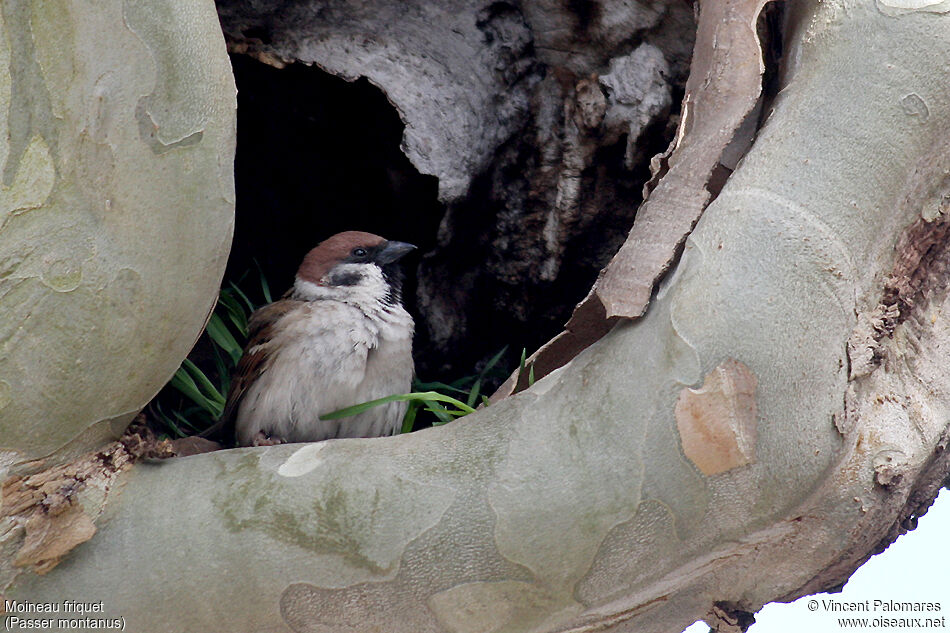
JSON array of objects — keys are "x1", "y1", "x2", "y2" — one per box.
[{"x1": 376, "y1": 241, "x2": 417, "y2": 265}]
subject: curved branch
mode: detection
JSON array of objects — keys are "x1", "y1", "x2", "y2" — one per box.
[
  {"x1": 0, "y1": 0, "x2": 235, "y2": 465},
  {"x1": 6, "y1": 2, "x2": 950, "y2": 633}
]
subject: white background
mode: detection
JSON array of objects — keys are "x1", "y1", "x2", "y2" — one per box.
[{"x1": 681, "y1": 489, "x2": 950, "y2": 633}]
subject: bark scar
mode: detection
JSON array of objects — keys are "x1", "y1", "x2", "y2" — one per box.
[
  {"x1": 675, "y1": 359, "x2": 758, "y2": 476},
  {"x1": 848, "y1": 210, "x2": 950, "y2": 379}
]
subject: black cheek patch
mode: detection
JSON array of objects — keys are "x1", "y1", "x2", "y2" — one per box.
[{"x1": 328, "y1": 269, "x2": 364, "y2": 286}]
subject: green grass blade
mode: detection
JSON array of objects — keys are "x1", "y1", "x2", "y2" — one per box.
[
  {"x1": 322, "y1": 391, "x2": 476, "y2": 420},
  {"x1": 152, "y1": 402, "x2": 187, "y2": 438},
  {"x1": 413, "y1": 379, "x2": 469, "y2": 395},
  {"x1": 480, "y1": 346, "x2": 508, "y2": 377},
  {"x1": 217, "y1": 289, "x2": 241, "y2": 314},
  {"x1": 169, "y1": 370, "x2": 209, "y2": 409},
  {"x1": 409, "y1": 392, "x2": 476, "y2": 414},
  {"x1": 400, "y1": 401, "x2": 419, "y2": 434},
  {"x1": 182, "y1": 359, "x2": 225, "y2": 409},
  {"x1": 217, "y1": 292, "x2": 249, "y2": 337},
  {"x1": 516, "y1": 347, "x2": 527, "y2": 388},
  {"x1": 164, "y1": 413, "x2": 186, "y2": 438},
  {"x1": 173, "y1": 409, "x2": 204, "y2": 433},
  {"x1": 256, "y1": 262, "x2": 273, "y2": 303},
  {"x1": 426, "y1": 406, "x2": 469, "y2": 417},
  {"x1": 321, "y1": 394, "x2": 407, "y2": 419},
  {"x1": 206, "y1": 314, "x2": 243, "y2": 364},
  {"x1": 212, "y1": 345, "x2": 231, "y2": 394},
  {"x1": 466, "y1": 378, "x2": 481, "y2": 408},
  {"x1": 516, "y1": 347, "x2": 536, "y2": 389},
  {"x1": 170, "y1": 364, "x2": 223, "y2": 417},
  {"x1": 425, "y1": 401, "x2": 455, "y2": 424},
  {"x1": 227, "y1": 281, "x2": 257, "y2": 315}
]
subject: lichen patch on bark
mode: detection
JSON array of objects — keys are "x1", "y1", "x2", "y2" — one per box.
[{"x1": 675, "y1": 359, "x2": 758, "y2": 476}]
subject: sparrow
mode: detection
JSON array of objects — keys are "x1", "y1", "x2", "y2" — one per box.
[{"x1": 219, "y1": 231, "x2": 416, "y2": 446}]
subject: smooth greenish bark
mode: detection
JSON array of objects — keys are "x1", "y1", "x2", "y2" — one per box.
[
  {"x1": 0, "y1": 0, "x2": 235, "y2": 466},
  {"x1": 5, "y1": 2, "x2": 950, "y2": 633}
]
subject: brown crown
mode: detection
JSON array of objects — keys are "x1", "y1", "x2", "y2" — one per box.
[{"x1": 296, "y1": 231, "x2": 387, "y2": 285}]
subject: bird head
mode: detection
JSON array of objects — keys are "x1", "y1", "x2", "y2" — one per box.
[{"x1": 292, "y1": 231, "x2": 417, "y2": 306}]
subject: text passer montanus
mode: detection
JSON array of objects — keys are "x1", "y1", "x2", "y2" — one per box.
[{"x1": 221, "y1": 231, "x2": 416, "y2": 446}]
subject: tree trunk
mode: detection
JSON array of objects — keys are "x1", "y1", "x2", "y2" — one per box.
[{"x1": 3, "y1": 1, "x2": 950, "y2": 633}]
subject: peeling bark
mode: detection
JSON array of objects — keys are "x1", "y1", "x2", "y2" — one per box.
[
  {"x1": 675, "y1": 359, "x2": 758, "y2": 476},
  {"x1": 1, "y1": 423, "x2": 172, "y2": 579},
  {"x1": 494, "y1": 0, "x2": 775, "y2": 398}
]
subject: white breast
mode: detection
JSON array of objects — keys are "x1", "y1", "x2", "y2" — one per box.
[{"x1": 234, "y1": 296, "x2": 414, "y2": 445}]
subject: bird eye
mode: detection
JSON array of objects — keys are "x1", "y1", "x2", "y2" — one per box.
[{"x1": 352, "y1": 247, "x2": 368, "y2": 258}]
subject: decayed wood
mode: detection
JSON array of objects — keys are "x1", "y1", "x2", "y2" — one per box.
[{"x1": 0, "y1": 423, "x2": 189, "y2": 577}]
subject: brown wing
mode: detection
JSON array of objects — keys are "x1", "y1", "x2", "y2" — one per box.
[{"x1": 201, "y1": 299, "x2": 303, "y2": 439}]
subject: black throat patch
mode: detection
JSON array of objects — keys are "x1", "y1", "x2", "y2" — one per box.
[{"x1": 381, "y1": 264, "x2": 404, "y2": 306}]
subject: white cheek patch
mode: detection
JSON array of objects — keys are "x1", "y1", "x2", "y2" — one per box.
[
  {"x1": 293, "y1": 279, "x2": 326, "y2": 301},
  {"x1": 293, "y1": 265, "x2": 389, "y2": 305},
  {"x1": 277, "y1": 442, "x2": 329, "y2": 477}
]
